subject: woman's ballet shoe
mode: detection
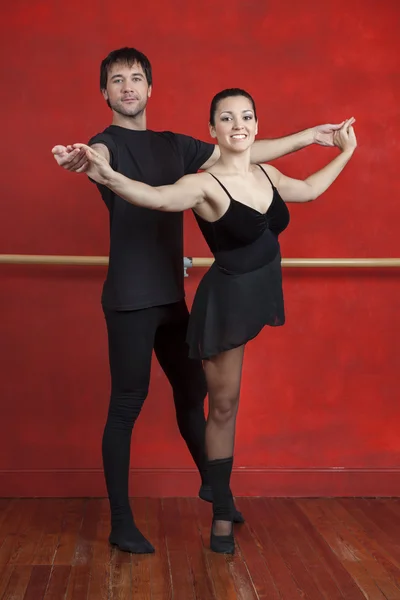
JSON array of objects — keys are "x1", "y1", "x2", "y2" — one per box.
[
  {"x1": 199, "y1": 484, "x2": 245, "y2": 523},
  {"x1": 210, "y1": 521, "x2": 235, "y2": 554}
]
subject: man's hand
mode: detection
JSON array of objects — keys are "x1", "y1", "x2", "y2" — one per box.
[
  {"x1": 52, "y1": 145, "x2": 89, "y2": 173},
  {"x1": 313, "y1": 118, "x2": 356, "y2": 147},
  {"x1": 71, "y1": 144, "x2": 114, "y2": 185}
]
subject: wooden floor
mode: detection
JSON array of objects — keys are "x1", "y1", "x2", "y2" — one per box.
[{"x1": 1, "y1": 497, "x2": 400, "y2": 599}]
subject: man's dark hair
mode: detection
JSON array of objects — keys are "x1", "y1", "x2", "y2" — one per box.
[
  {"x1": 100, "y1": 47, "x2": 153, "y2": 91},
  {"x1": 209, "y1": 88, "x2": 257, "y2": 126}
]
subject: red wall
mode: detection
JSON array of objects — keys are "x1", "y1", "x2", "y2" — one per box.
[{"x1": 1, "y1": 0, "x2": 399, "y2": 497}]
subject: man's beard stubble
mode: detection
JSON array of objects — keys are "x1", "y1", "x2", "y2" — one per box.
[{"x1": 111, "y1": 99, "x2": 146, "y2": 120}]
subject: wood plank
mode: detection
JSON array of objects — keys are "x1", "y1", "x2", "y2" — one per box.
[
  {"x1": 54, "y1": 499, "x2": 86, "y2": 565},
  {"x1": 147, "y1": 497, "x2": 173, "y2": 600},
  {"x1": 65, "y1": 565, "x2": 91, "y2": 600},
  {"x1": 222, "y1": 522, "x2": 259, "y2": 600},
  {"x1": 361, "y1": 499, "x2": 400, "y2": 547},
  {"x1": 0, "y1": 500, "x2": 18, "y2": 532},
  {"x1": 0, "y1": 564, "x2": 14, "y2": 598},
  {"x1": 73, "y1": 499, "x2": 103, "y2": 566},
  {"x1": 336, "y1": 500, "x2": 400, "y2": 592},
  {"x1": 1, "y1": 565, "x2": 32, "y2": 599},
  {"x1": 87, "y1": 562, "x2": 111, "y2": 600},
  {"x1": 162, "y1": 497, "x2": 196, "y2": 600},
  {"x1": 9, "y1": 499, "x2": 63, "y2": 566},
  {"x1": 42, "y1": 565, "x2": 71, "y2": 600},
  {"x1": 110, "y1": 559, "x2": 132, "y2": 600},
  {"x1": 0, "y1": 499, "x2": 43, "y2": 567},
  {"x1": 196, "y1": 497, "x2": 244, "y2": 600},
  {"x1": 238, "y1": 497, "x2": 304, "y2": 599},
  {"x1": 23, "y1": 565, "x2": 52, "y2": 600},
  {"x1": 9, "y1": 500, "x2": 45, "y2": 566},
  {"x1": 339, "y1": 498, "x2": 400, "y2": 570},
  {"x1": 0, "y1": 500, "x2": 25, "y2": 545},
  {"x1": 86, "y1": 499, "x2": 112, "y2": 600},
  {"x1": 299, "y1": 499, "x2": 388, "y2": 600},
  {"x1": 261, "y1": 498, "x2": 323, "y2": 599},
  {"x1": 233, "y1": 507, "x2": 280, "y2": 600},
  {"x1": 129, "y1": 498, "x2": 151, "y2": 600},
  {"x1": 0, "y1": 497, "x2": 400, "y2": 599},
  {"x1": 323, "y1": 499, "x2": 400, "y2": 599},
  {"x1": 10, "y1": 499, "x2": 39, "y2": 534},
  {"x1": 32, "y1": 499, "x2": 69, "y2": 565},
  {"x1": 290, "y1": 500, "x2": 365, "y2": 599},
  {"x1": 179, "y1": 498, "x2": 216, "y2": 600},
  {"x1": 0, "y1": 536, "x2": 19, "y2": 566},
  {"x1": 33, "y1": 534, "x2": 60, "y2": 566},
  {"x1": 92, "y1": 498, "x2": 112, "y2": 564},
  {"x1": 379, "y1": 499, "x2": 400, "y2": 527},
  {"x1": 276, "y1": 499, "x2": 343, "y2": 599}
]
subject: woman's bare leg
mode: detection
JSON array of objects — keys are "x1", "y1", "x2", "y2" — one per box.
[{"x1": 203, "y1": 345, "x2": 245, "y2": 538}]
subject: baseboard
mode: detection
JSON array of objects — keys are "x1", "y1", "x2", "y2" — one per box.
[{"x1": 1, "y1": 468, "x2": 399, "y2": 497}]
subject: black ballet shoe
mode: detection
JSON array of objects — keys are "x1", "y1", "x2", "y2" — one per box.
[
  {"x1": 199, "y1": 484, "x2": 245, "y2": 524},
  {"x1": 210, "y1": 521, "x2": 235, "y2": 554},
  {"x1": 232, "y1": 506, "x2": 245, "y2": 524},
  {"x1": 109, "y1": 527, "x2": 155, "y2": 554}
]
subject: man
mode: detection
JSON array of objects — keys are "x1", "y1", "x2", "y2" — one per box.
[{"x1": 53, "y1": 47, "x2": 344, "y2": 554}]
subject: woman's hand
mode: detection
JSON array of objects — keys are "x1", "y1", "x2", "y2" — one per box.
[
  {"x1": 333, "y1": 119, "x2": 357, "y2": 155},
  {"x1": 72, "y1": 144, "x2": 114, "y2": 185}
]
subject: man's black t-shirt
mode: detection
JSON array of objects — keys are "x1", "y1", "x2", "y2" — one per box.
[{"x1": 89, "y1": 126, "x2": 214, "y2": 310}]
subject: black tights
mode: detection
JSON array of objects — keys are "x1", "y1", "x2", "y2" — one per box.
[{"x1": 103, "y1": 300, "x2": 208, "y2": 534}]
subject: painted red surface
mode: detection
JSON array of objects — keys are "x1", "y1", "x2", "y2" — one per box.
[{"x1": 1, "y1": 0, "x2": 399, "y2": 496}]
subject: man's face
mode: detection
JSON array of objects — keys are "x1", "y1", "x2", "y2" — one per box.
[{"x1": 102, "y1": 61, "x2": 152, "y2": 118}]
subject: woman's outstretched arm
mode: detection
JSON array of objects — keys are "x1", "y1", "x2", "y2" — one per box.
[
  {"x1": 262, "y1": 119, "x2": 357, "y2": 203},
  {"x1": 73, "y1": 143, "x2": 207, "y2": 212}
]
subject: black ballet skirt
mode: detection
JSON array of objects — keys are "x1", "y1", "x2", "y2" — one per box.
[{"x1": 186, "y1": 165, "x2": 290, "y2": 360}]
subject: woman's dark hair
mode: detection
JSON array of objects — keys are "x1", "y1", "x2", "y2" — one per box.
[
  {"x1": 100, "y1": 47, "x2": 152, "y2": 91},
  {"x1": 209, "y1": 88, "x2": 257, "y2": 125}
]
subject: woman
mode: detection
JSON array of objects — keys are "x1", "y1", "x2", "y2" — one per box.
[{"x1": 74, "y1": 88, "x2": 357, "y2": 554}]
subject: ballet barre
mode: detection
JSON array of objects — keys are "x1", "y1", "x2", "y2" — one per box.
[
  {"x1": 186, "y1": 257, "x2": 400, "y2": 269},
  {"x1": 0, "y1": 254, "x2": 399, "y2": 271}
]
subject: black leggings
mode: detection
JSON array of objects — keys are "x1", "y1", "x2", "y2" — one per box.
[{"x1": 102, "y1": 300, "x2": 208, "y2": 527}]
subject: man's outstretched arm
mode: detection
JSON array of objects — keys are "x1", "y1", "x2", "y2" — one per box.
[{"x1": 52, "y1": 143, "x2": 110, "y2": 172}]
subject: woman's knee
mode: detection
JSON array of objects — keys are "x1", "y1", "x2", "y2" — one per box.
[{"x1": 209, "y1": 393, "x2": 239, "y2": 425}]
